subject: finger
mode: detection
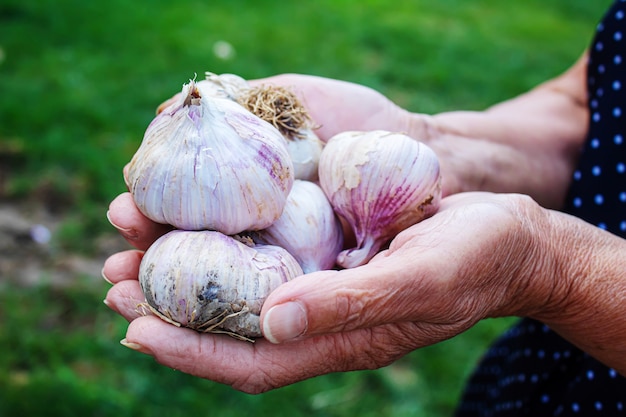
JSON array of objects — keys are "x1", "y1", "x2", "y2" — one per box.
[
  {"x1": 107, "y1": 192, "x2": 172, "y2": 250},
  {"x1": 156, "y1": 93, "x2": 181, "y2": 114},
  {"x1": 122, "y1": 163, "x2": 130, "y2": 190},
  {"x1": 102, "y1": 250, "x2": 143, "y2": 284},
  {"x1": 259, "y1": 254, "x2": 450, "y2": 344},
  {"x1": 105, "y1": 279, "x2": 148, "y2": 322},
  {"x1": 121, "y1": 315, "x2": 409, "y2": 394}
]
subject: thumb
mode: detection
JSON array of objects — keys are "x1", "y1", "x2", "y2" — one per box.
[{"x1": 260, "y1": 255, "x2": 435, "y2": 344}]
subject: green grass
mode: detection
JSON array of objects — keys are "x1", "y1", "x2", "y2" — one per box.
[{"x1": 0, "y1": 0, "x2": 612, "y2": 416}]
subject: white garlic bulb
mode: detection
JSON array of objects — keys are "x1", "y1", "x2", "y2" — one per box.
[
  {"x1": 139, "y1": 230, "x2": 303, "y2": 341},
  {"x1": 285, "y1": 129, "x2": 325, "y2": 181},
  {"x1": 236, "y1": 84, "x2": 324, "y2": 182},
  {"x1": 252, "y1": 180, "x2": 343, "y2": 273},
  {"x1": 201, "y1": 72, "x2": 250, "y2": 100},
  {"x1": 127, "y1": 80, "x2": 294, "y2": 234},
  {"x1": 319, "y1": 130, "x2": 442, "y2": 269}
]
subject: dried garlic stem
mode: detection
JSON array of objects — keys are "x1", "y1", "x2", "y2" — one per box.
[{"x1": 237, "y1": 85, "x2": 316, "y2": 140}]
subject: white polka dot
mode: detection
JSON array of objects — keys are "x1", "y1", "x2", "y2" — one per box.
[
  {"x1": 620, "y1": 192, "x2": 626, "y2": 202},
  {"x1": 573, "y1": 197, "x2": 582, "y2": 207},
  {"x1": 592, "y1": 166, "x2": 602, "y2": 176},
  {"x1": 599, "y1": 64, "x2": 607, "y2": 74},
  {"x1": 610, "y1": 368, "x2": 618, "y2": 378},
  {"x1": 617, "y1": 162, "x2": 625, "y2": 173},
  {"x1": 615, "y1": 134, "x2": 624, "y2": 144},
  {"x1": 537, "y1": 350, "x2": 545, "y2": 359},
  {"x1": 615, "y1": 54, "x2": 623, "y2": 65},
  {"x1": 596, "y1": 41, "x2": 605, "y2": 51},
  {"x1": 572, "y1": 402, "x2": 580, "y2": 412},
  {"x1": 596, "y1": 401, "x2": 603, "y2": 411},
  {"x1": 593, "y1": 112, "x2": 601, "y2": 122},
  {"x1": 619, "y1": 10, "x2": 625, "y2": 19},
  {"x1": 614, "y1": 107, "x2": 622, "y2": 117},
  {"x1": 618, "y1": 402, "x2": 624, "y2": 411},
  {"x1": 595, "y1": 194, "x2": 604, "y2": 205},
  {"x1": 573, "y1": 170, "x2": 582, "y2": 180},
  {"x1": 620, "y1": 221, "x2": 626, "y2": 231},
  {"x1": 598, "y1": 87, "x2": 605, "y2": 97},
  {"x1": 615, "y1": 31, "x2": 623, "y2": 41},
  {"x1": 599, "y1": 222, "x2": 608, "y2": 230},
  {"x1": 588, "y1": 369, "x2": 595, "y2": 380},
  {"x1": 541, "y1": 394, "x2": 550, "y2": 403},
  {"x1": 614, "y1": 80, "x2": 622, "y2": 90},
  {"x1": 591, "y1": 98, "x2": 599, "y2": 108},
  {"x1": 591, "y1": 137, "x2": 600, "y2": 147}
]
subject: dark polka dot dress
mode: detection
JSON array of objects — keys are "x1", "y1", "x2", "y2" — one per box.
[{"x1": 454, "y1": 1, "x2": 626, "y2": 416}]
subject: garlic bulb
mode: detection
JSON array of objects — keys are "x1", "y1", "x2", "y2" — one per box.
[
  {"x1": 236, "y1": 84, "x2": 324, "y2": 181},
  {"x1": 319, "y1": 130, "x2": 442, "y2": 269},
  {"x1": 200, "y1": 72, "x2": 250, "y2": 100},
  {"x1": 139, "y1": 230, "x2": 303, "y2": 341},
  {"x1": 127, "y1": 80, "x2": 294, "y2": 234},
  {"x1": 252, "y1": 180, "x2": 343, "y2": 273},
  {"x1": 285, "y1": 129, "x2": 325, "y2": 181}
]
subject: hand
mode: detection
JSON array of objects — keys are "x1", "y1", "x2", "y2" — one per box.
[
  {"x1": 157, "y1": 73, "x2": 421, "y2": 143},
  {"x1": 103, "y1": 192, "x2": 556, "y2": 394}
]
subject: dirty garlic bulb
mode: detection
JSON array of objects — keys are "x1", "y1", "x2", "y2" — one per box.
[
  {"x1": 139, "y1": 230, "x2": 303, "y2": 341},
  {"x1": 319, "y1": 130, "x2": 442, "y2": 269},
  {"x1": 127, "y1": 79, "x2": 294, "y2": 234},
  {"x1": 237, "y1": 84, "x2": 325, "y2": 181},
  {"x1": 252, "y1": 180, "x2": 344, "y2": 273}
]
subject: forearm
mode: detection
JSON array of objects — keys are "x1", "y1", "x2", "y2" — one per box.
[
  {"x1": 531, "y1": 210, "x2": 626, "y2": 375},
  {"x1": 408, "y1": 52, "x2": 589, "y2": 208}
]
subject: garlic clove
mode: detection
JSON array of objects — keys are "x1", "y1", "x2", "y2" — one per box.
[
  {"x1": 318, "y1": 130, "x2": 442, "y2": 269},
  {"x1": 138, "y1": 229, "x2": 303, "y2": 341},
  {"x1": 251, "y1": 179, "x2": 344, "y2": 273},
  {"x1": 127, "y1": 80, "x2": 294, "y2": 234}
]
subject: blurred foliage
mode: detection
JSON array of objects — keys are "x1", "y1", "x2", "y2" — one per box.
[{"x1": 0, "y1": 0, "x2": 613, "y2": 416}]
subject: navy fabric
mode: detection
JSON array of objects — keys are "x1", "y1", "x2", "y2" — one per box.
[{"x1": 455, "y1": 1, "x2": 626, "y2": 415}]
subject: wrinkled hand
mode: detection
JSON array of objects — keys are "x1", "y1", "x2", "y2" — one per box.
[{"x1": 103, "y1": 191, "x2": 553, "y2": 394}]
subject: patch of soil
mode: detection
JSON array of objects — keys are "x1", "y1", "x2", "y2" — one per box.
[{"x1": 0, "y1": 201, "x2": 128, "y2": 287}]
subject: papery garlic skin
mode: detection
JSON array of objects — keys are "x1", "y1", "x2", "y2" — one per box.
[
  {"x1": 127, "y1": 80, "x2": 294, "y2": 234},
  {"x1": 252, "y1": 180, "x2": 343, "y2": 273},
  {"x1": 139, "y1": 230, "x2": 303, "y2": 340},
  {"x1": 319, "y1": 130, "x2": 442, "y2": 269}
]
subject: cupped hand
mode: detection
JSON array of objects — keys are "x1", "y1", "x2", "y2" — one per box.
[{"x1": 103, "y1": 192, "x2": 555, "y2": 394}]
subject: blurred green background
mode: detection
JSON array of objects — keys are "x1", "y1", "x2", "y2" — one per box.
[{"x1": 0, "y1": 0, "x2": 612, "y2": 416}]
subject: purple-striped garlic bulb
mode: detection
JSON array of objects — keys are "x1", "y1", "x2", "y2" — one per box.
[
  {"x1": 251, "y1": 180, "x2": 344, "y2": 273},
  {"x1": 127, "y1": 79, "x2": 294, "y2": 234},
  {"x1": 319, "y1": 130, "x2": 442, "y2": 269},
  {"x1": 138, "y1": 230, "x2": 303, "y2": 341}
]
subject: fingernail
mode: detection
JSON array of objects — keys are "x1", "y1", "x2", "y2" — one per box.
[
  {"x1": 262, "y1": 302, "x2": 307, "y2": 344},
  {"x1": 120, "y1": 338, "x2": 149, "y2": 354},
  {"x1": 106, "y1": 210, "x2": 139, "y2": 240},
  {"x1": 101, "y1": 268, "x2": 113, "y2": 285},
  {"x1": 103, "y1": 299, "x2": 110, "y2": 307}
]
